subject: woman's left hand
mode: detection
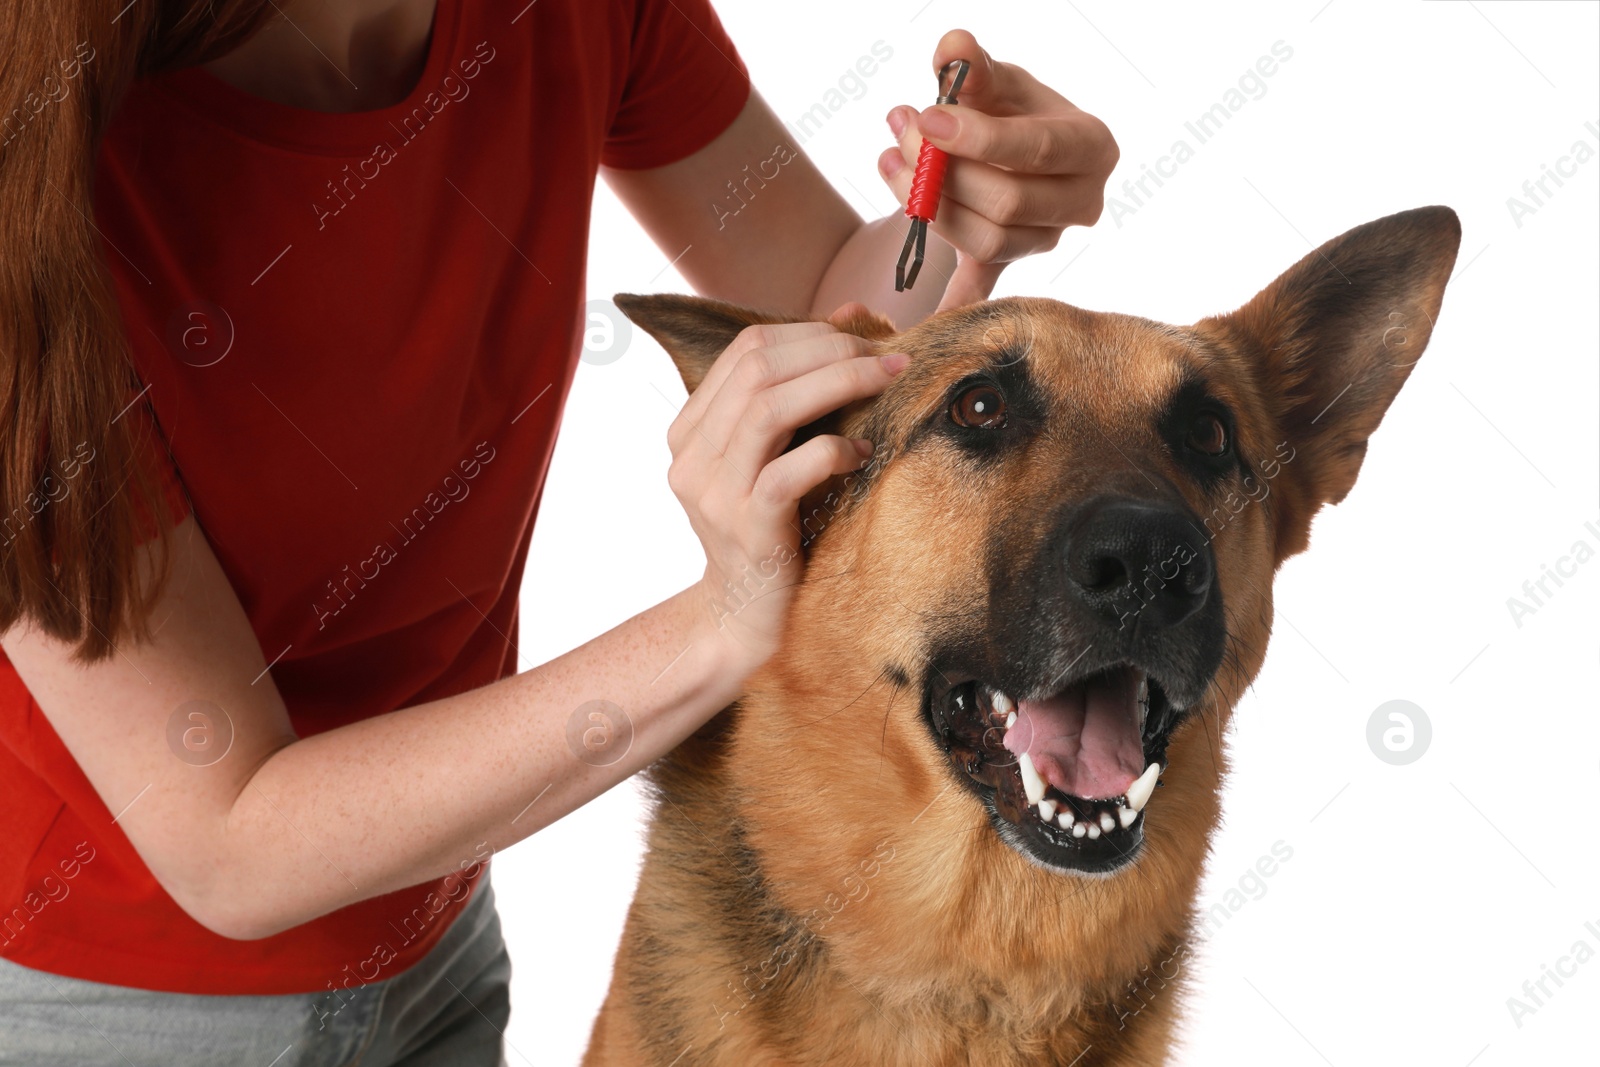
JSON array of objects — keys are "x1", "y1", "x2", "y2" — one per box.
[{"x1": 879, "y1": 29, "x2": 1120, "y2": 311}]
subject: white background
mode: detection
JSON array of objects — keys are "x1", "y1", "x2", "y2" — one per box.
[{"x1": 496, "y1": 2, "x2": 1600, "y2": 1064}]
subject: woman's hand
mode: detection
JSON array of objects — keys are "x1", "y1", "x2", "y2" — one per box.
[
  {"x1": 880, "y1": 29, "x2": 1120, "y2": 311},
  {"x1": 668, "y1": 309, "x2": 907, "y2": 676}
]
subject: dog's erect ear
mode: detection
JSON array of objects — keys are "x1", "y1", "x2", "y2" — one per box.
[
  {"x1": 613, "y1": 293, "x2": 896, "y2": 394},
  {"x1": 613, "y1": 293, "x2": 792, "y2": 394},
  {"x1": 1198, "y1": 205, "x2": 1460, "y2": 560}
]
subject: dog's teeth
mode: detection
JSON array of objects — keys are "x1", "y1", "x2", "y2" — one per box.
[
  {"x1": 1087, "y1": 823, "x2": 1102, "y2": 839},
  {"x1": 1098, "y1": 811, "x2": 1116, "y2": 833},
  {"x1": 1072, "y1": 822, "x2": 1088, "y2": 838},
  {"x1": 1057, "y1": 811, "x2": 1074, "y2": 830},
  {"x1": 1004, "y1": 710, "x2": 1018, "y2": 730},
  {"x1": 1038, "y1": 798, "x2": 1057, "y2": 821},
  {"x1": 992, "y1": 690, "x2": 1015, "y2": 718},
  {"x1": 1136, "y1": 673, "x2": 1149, "y2": 729},
  {"x1": 1125, "y1": 762, "x2": 1162, "y2": 813},
  {"x1": 1118, "y1": 805, "x2": 1138, "y2": 829},
  {"x1": 1018, "y1": 752, "x2": 1047, "y2": 806}
]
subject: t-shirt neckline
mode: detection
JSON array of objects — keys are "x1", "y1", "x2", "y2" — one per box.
[{"x1": 151, "y1": 0, "x2": 465, "y2": 156}]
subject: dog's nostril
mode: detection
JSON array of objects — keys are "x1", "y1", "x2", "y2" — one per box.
[
  {"x1": 1180, "y1": 551, "x2": 1213, "y2": 596},
  {"x1": 1063, "y1": 500, "x2": 1216, "y2": 629},
  {"x1": 1080, "y1": 556, "x2": 1127, "y2": 590}
]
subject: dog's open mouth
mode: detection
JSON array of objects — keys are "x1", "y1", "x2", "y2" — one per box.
[{"x1": 926, "y1": 664, "x2": 1181, "y2": 875}]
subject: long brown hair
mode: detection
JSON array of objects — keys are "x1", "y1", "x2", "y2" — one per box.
[{"x1": 0, "y1": 1, "x2": 272, "y2": 663}]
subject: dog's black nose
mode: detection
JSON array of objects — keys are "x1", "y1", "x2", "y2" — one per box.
[{"x1": 1065, "y1": 500, "x2": 1213, "y2": 630}]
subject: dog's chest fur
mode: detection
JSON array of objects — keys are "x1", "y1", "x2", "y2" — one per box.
[{"x1": 592, "y1": 708, "x2": 1204, "y2": 1067}]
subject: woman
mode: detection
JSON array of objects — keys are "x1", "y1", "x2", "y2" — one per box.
[{"x1": 0, "y1": 0, "x2": 1116, "y2": 1062}]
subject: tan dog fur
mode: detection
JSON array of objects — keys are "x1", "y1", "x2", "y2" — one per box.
[{"x1": 585, "y1": 207, "x2": 1460, "y2": 1066}]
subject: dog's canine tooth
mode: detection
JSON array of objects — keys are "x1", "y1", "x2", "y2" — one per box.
[
  {"x1": 1018, "y1": 751, "x2": 1047, "y2": 806},
  {"x1": 1125, "y1": 763, "x2": 1161, "y2": 813},
  {"x1": 1057, "y1": 811, "x2": 1074, "y2": 830},
  {"x1": 1087, "y1": 823, "x2": 1101, "y2": 839},
  {"x1": 1004, "y1": 710, "x2": 1017, "y2": 731},
  {"x1": 1038, "y1": 798, "x2": 1057, "y2": 821},
  {"x1": 1118, "y1": 805, "x2": 1138, "y2": 829},
  {"x1": 1098, "y1": 811, "x2": 1116, "y2": 833},
  {"x1": 992, "y1": 690, "x2": 1015, "y2": 719}
]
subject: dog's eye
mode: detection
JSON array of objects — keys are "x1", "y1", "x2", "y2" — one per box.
[
  {"x1": 950, "y1": 384, "x2": 1007, "y2": 429},
  {"x1": 1186, "y1": 413, "x2": 1229, "y2": 456}
]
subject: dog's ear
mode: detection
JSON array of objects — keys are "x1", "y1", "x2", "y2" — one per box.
[
  {"x1": 1198, "y1": 205, "x2": 1460, "y2": 560},
  {"x1": 613, "y1": 293, "x2": 793, "y2": 394},
  {"x1": 614, "y1": 293, "x2": 896, "y2": 394},
  {"x1": 615, "y1": 293, "x2": 900, "y2": 555}
]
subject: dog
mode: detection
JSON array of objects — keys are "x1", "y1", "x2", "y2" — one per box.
[{"x1": 585, "y1": 206, "x2": 1460, "y2": 1066}]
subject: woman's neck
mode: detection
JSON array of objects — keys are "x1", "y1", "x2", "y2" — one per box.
[{"x1": 203, "y1": 0, "x2": 438, "y2": 113}]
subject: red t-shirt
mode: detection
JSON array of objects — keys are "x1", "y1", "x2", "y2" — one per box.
[{"x1": 0, "y1": 0, "x2": 749, "y2": 995}]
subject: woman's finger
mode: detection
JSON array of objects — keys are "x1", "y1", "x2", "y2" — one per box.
[
  {"x1": 671, "y1": 320, "x2": 837, "y2": 453},
  {"x1": 879, "y1": 148, "x2": 1062, "y2": 264},
  {"x1": 915, "y1": 105, "x2": 1117, "y2": 177},
  {"x1": 927, "y1": 30, "x2": 1056, "y2": 116},
  {"x1": 937, "y1": 258, "x2": 1006, "y2": 314},
  {"x1": 883, "y1": 106, "x2": 1111, "y2": 219},
  {"x1": 722, "y1": 353, "x2": 904, "y2": 477},
  {"x1": 694, "y1": 332, "x2": 879, "y2": 449},
  {"x1": 938, "y1": 156, "x2": 1110, "y2": 228},
  {"x1": 749, "y1": 434, "x2": 875, "y2": 524}
]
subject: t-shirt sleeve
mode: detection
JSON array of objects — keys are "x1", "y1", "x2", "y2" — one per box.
[
  {"x1": 126, "y1": 396, "x2": 192, "y2": 546},
  {"x1": 601, "y1": 0, "x2": 752, "y2": 170}
]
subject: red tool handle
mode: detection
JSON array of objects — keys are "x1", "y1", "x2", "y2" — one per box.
[{"x1": 906, "y1": 139, "x2": 950, "y2": 223}]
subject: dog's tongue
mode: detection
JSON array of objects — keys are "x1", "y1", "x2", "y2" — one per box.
[{"x1": 1002, "y1": 669, "x2": 1145, "y2": 800}]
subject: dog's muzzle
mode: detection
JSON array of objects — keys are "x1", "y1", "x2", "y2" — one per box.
[{"x1": 923, "y1": 494, "x2": 1226, "y2": 875}]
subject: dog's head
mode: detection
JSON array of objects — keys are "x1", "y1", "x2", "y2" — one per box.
[{"x1": 618, "y1": 207, "x2": 1457, "y2": 895}]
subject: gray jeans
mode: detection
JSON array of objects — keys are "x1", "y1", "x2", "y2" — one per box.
[{"x1": 0, "y1": 880, "x2": 511, "y2": 1066}]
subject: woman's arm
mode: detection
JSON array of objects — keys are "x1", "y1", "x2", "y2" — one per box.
[
  {"x1": 2, "y1": 512, "x2": 731, "y2": 940},
  {"x1": 603, "y1": 30, "x2": 1117, "y2": 326},
  {"x1": 2, "y1": 318, "x2": 901, "y2": 941}
]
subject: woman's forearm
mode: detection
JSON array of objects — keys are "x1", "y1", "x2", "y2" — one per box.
[
  {"x1": 212, "y1": 581, "x2": 737, "y2": 939},
  {"x1": 808, "y1": 215, "x2": 958, "y2": 327}
]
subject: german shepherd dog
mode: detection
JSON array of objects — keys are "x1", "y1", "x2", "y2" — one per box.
[{"x1": 587, "y1": 207, "x2": 1460, "y2": 1065}]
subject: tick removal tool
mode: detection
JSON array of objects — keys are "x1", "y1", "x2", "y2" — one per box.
[{"x1": 895, "y1": 58, "x2": 970, "y2": 293}]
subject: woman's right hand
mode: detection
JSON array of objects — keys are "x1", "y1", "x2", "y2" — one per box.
[{"x1": 667, "y1": 309, "x2": 909, "y2": 677}]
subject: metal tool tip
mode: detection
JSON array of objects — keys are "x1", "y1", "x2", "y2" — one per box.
[{"x1": 937, "y1": 59, "x2": 970, "y2": 103}]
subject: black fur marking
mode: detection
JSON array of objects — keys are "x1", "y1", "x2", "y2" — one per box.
[
  {"x1": 628, "y1": 754, "x2": 829, "y2": 1065},
  {"x1": 1158, "y1": 372, "x2": 1245, "y2": 487},
  {"x1": 907, "y1": 347, "x2": 1046, "y2": 461}
]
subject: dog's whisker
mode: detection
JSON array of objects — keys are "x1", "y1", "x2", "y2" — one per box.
[
  {"x1": 884, "y1": 587, "x2": 987, "y2": 623},
  {"x1": 865, "y1": 662, "x2": 902, "y2": 772},
  {"x1": 786, "y1": 671, "x2": 887, "y2": 731}
]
